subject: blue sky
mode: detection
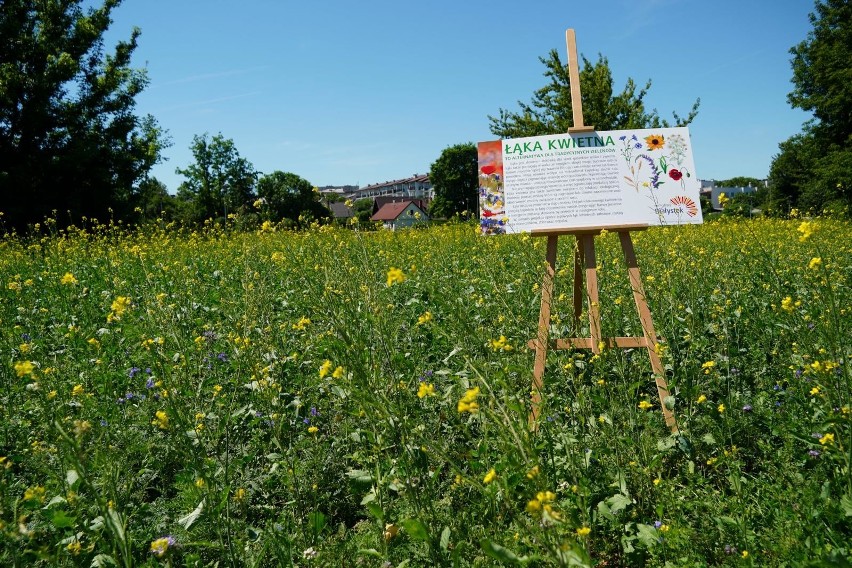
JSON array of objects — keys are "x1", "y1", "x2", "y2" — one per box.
[{"x1": 102, "y1": 0, "x2": 815, "y2": 192}]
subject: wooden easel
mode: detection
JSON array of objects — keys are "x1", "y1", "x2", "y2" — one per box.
[{"x1": 527, "y1": 30, "x2": 677, "y2": 433}]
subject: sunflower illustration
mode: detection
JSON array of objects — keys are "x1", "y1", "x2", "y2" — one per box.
[{"x1": 644, "y1": 134, "x2": 665, "y2": 150}]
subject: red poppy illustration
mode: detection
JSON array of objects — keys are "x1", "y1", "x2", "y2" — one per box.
[
  {"x1": 481, "y1": 165, "x2": 496, "y2": 175},
  {"x1": 669, "y1": 169, "x2": 683, "y2": 181}
]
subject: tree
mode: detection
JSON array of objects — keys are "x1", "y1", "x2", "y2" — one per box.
[
  {"x1": 429, "y1": 143, "x2": 478, "y2": 218},
  {"x1": 788, "y1": 0, "x2": 852, "y2": 145},
  {"x1": 255, "y1": 171, "x2": 329, "y2": 225},
  {"x1": 0, "y1": 0, "x2": 167, "y2": 229},
  {"x1": 489, "y1": 50, "x2": 699, "y2": 138},
  {"x1": 769, "y1": 0, "x2": 852, "y2": 212},
  {"x1": 176, "y1": 133, "x2": 256, "y2": 222}
]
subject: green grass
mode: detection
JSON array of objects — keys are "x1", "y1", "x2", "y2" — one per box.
[{"x1": 0, "y1": 216, "x2": 850, "y2": 566}]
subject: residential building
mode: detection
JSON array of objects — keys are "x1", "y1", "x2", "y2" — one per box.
[
  {"x1": 349, "y1": 174, "x2": 431, "y2": 201},
  {"x1": 371, "y1": 200, "x2": 429, "y2": 230}
]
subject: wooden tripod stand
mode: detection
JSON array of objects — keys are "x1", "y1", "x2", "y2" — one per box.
[{"x1": 527, "y1": 226, "x2": 677, "y2": 432}]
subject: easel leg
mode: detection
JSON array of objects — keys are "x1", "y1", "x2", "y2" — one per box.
[
  {"x1": 572, "y1": 237, "x2": 584, "y2": 332},
  {"x1": 530, "y1": 235, "x2": 558, "y2": 428},
  {"x1": 618, "y1": 231, "x2": 678, "y2": 432},
  {"x1": 581, "y1": 235, "x2": 602, "y2": 354}
]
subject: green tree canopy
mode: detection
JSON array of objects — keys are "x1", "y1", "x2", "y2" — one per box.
[
  {"x1": 0, "y1": 0, "x2": 167, "y2": 229},
  {"x1": 429, "y1": 142, "x2": 478, "y2": 218},
  {"x1": 256, "y1": 171, "x2": 329, "y2": 225},
  {"x1": 176, "y1": 133, "x2": 256, "y2": 222},
  {"x1": 769, "y1": 0, "x2": 852, "y2": 212},
  {"x1": 489, "y1": 50, "x2": 699, "y2": 138}
]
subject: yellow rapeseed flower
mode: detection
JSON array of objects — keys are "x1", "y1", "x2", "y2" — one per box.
[
  {"x1": 60, "y1": 272, "x2": 78, "y2": 285},
  {"x1": 457, "y1": 386, "x2": 480, "y2": 413},
  {"x1": 781, "y1": 296, "x2": 795, "y2": 313},
  {"x1": 386, "y1": 267, "x2": 406, "y2": 286},
  {"x1": 152, "y1": 410, "x2": 169, "y2": 430},
  {"x1": 797, "y1": 221, "x2": 814, "y2": 242},
  {"x1": 318, "y1": 360, "x2": 332, "y2": 378},
  {"x1": 483, "y1": 468, "x2": 496, "y2": 484},
  {"x1": 71, "y1": 384, "x2": 84, "y2": 397},
  {"x1": 150, "y1": 537, "x2": 174, "y2": 558},
  {"x1": 417, "y1": 382, "x2": 435, "y2": 398},
  {"x1": 489, "y1": 335, "x2": 513, "y2": 352},
  {"x1": 109, "y1": 296, "x2": 131, "y2": 320},
  {"x1": 808, "y1": 257, "x2": 822, "y2": 270},
  {"x1": 14, "y1": 360, "x2": 35, "y2": 378}
]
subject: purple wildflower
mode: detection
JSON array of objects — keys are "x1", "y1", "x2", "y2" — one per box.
[
  {"x1": 742, "y1": 404, "x2": 752, "y2": 412},
  {"x1": 310, "y1": 407, "x2": 318, "y2": 417},
  {"x1": 129, "y1": 367, "x2": 141, "y2": 378},
  {"x1": 146, "y1": 378, "x2": 155, "y2": 389},
  {"x1": 809, "y1": 450, "x2": 821, "y2": 457}
]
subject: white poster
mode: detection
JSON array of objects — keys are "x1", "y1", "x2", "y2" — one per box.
[{"x1": 478, "y1": 127, "x2": 702, "y2": 234}]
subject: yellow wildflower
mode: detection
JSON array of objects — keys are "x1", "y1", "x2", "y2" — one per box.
[
  {"x1": 150, "y1": 537, "x2": 174, "y2": 558},
  {"x1": 332, "y1": 366, "x2": 345, "y2": 379},
  {"x1": 808, "y1": 257, "x2": 822, "y2": 270},
  {"x1": 696, "y1": 394, "x2": 707, "y2": 404},
  {"x1": 526, "y1": 499, "x2": 542, "y2": 514},
  {"x1": 383, "y1": 523, "x2": 398, "y2": 541},
  {"x1": 417, "y1": 382, "x2": 435, "y2": 398},
  {"x1": 66, "y1": 539, "x2": 82, "y2": 556},
  {"x1": 526, "y1": 465, "x2": 540, "y2": 479},
  {"x1": 638, "y1": 400, "x2": 653, "y2": 410},
  {"x1": 386, "y1": 267, "x2": 405, "y2": 286},
  {"x1": 319, "y1": 360, "x2": 333, "y2": 378},
  {"x1": 71, "y1": 384, "x2": 85, "y2": 397},
  {"x1": 819, "y1": 432, "x2": 834, "y2": 445},
  {"x1": 152, "y1": 410, "x2": 169, "y2": 430},
  {"x1": 14, "y1": 360, "x2": 35, "y2": 378},
  {"x1": 417, "y1": 311, "x2": 433, "y2": 325},
  {"x1": 718, "y1": 403, "x2": 725, "y2": 413},
  {"x1": 109, "y1": 296, "x2": 131, "y2": 321},
  {"x1": 308, "y1": 426, "x2": 318, "y2": 434},
  {"x1": 23, "y1": 486, "x2": 46, "y2": 503},
  {"x1": 457, "y1": 386, "x2": 480, "y2": 413},
  {"x1": 810, "y1": 386, "x2": 820, "y2": 396},
  {"x1": 781, "y1": 296, "x2": 795, "y2": 312},
  {"x1": 483, "y1": 468, "x2": 496, "y2": 484},
  {"x1": 797, "y1": 221, "x2": 814, "y2": 242},
  {"x1": 489, "y1": 335, "x2": 513, "y2": 352},
  {"x1": 576, "y1": 526, "x2": 591, "y2": 537},
  {"x1": 60, "y1": 272, "x2": 78, "y2": 285}
]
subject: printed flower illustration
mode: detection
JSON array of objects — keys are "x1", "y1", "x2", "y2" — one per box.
[
  {"x1": 668, "y1": 169, "x2": 683, "y2": 181},
  {"x1": 481, "y1": 164, "x2": 496, "y2": 175},
  {"x1": 644, "y1": 134, "x2": 665, "y2": 150}
]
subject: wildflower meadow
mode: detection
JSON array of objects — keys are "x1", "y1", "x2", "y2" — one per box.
[{"x1": 1, "y1": 216, "x2": 851, "y2": 566}]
